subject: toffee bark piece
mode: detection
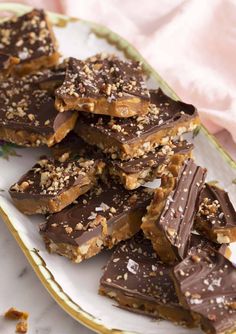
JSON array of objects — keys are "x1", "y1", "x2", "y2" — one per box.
[
  {"x1": 172, "y1": 246, "x2": 236, "y2": 334},
  {"x1": 0, "y1": 74, "x2": 77, "y2": 147},
  {"x1": 55, "y1": 55, "x2": 150, "y2": 117},
  {"x1": 0, "y1": 53, "x2": 19, "y2": 76},
  {"x1": 9, "y1": 157, "x2": 104, "y2": 214},
  {"x1": 109, "y1": 140, "x2": 193, "y2": 190},
  {"x1": 40, "y1": 183, "x2": 153, "y2": 263},
  {"x1": 51, "y1": 133, "x2": 193, "y2": 190},
  {"x1": 142, "y1": 156, "x2": 207, "y2": 264},
  {"x1": 99, "y1": 232, "x2": 196, "y2": 327},
  {"x1": 195, "y1": 183, "x2": 236, "y2": 244},
  {"x1": 75, "y1": 88, "x2": 199, "y2": 160},
  {"x1": 0, "y1": 9, "x2": 59, "y2": 75}
]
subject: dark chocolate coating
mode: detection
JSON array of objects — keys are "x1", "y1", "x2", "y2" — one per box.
[
  {"x1": 0, "y1": 73, "x2": 74, "y2": 135},
  {"x1": 75, "y1": 88, "x2": 198, "y2": 144},
  {"x1": 9, "y1": 157, "x2": 98, "y2": 199},
  {"x1": 111, "y1": 140, "x2": 193, "y2": 174},
  {"x1": 173, "y1": 246, "x2": 236, "y2": 334},
  {"x1": 0, "y1": 9, "x2": 57, "y2": 63},
  {"x1": 158, "y1": 159, "x2": 207, "y2": 260},
  {"x1": 40, "y1": 183, "x2": 152, "y2": 245},
  {"x1": 52, "y1": 133, "x2": 193, "y2": 175},
  {"x1": 196, "y1": 183, "x2": 236, "y2": 230},
  {"x1": 100, "y1": 232, "x2": 180, "y2": 306},
  {"x1": 55, "y1": 55, "x2": 150, "y2": 101}
]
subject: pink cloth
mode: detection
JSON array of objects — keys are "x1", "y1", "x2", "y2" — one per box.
[{"x1": 2, "y1": 0, "x2": 236, "y2": 143}]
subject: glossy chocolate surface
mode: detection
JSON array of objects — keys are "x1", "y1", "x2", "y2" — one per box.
[
  {"x1": 9, "y1": 157, "x2": 99, "y2": 199},
  {"x1": 55, "y1": 55, "x2": 150, "y2": 102},
  {"x1": 75, "y1": 88, "x2": 198, "y2": 144},
  {"x1": 40, "y1": 183, "x2": 152, "y2": 245},
  {"x1": 0, "y1": 73, "x2": 74, "y2": 135},
  {"x1": 100, "y1": 232, "x2": 180, "y2": 306},
  {"x1": 157, "y1": 159, "x2": 207, "y2": 260},
  {"x1": 173, "y1": 246, "x2": 236, "y2": 334},
  {"x1": 111, "y1": 140, "x2": 193, "y2": 174},
  {"x1": 0, "y1": 9, "x2": 57, "y2": 63},
  {"x1": 196, "y1": 183, "x2": 236, "y2": 231}
]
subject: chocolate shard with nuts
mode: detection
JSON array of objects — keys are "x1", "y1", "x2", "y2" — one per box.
[
  {"x1": 142, "y1": 156, "x2": 207, "y2": 264},
  {"x1": 195, "y1": 183, "x2": 236, "y2": 244},
  {"x1": 109, "y1": 140, "x2": 193, "y2": 190},
  {"x1": 55, "y1": 54, "x2": 150, "y2": 117},
  {"x1": 9, "y1": 157, "x2": 105, "y2": 215},
  {"x1": 0, "y1": 9, "x2": 60, "y2": 75},
  {"x1": 40, "y1": 182, "x2": 153, "y2": 263},
  {"x1": 51, "y1": 133, "x2": 193, "y2": 190},
  {"x1": 172, "y1": 245, "x2": 236, "y2": 334},
  {"x1": 99, "y1": 232, "x2": 196, "y2": 327},
  {"x1": 0, "y1": 53, "x2": 19, "y2": 77},
  {"x1": 0, "y1": 73, "x2": 78, "y2": 147},
  {"x1": 75, "y1": 88, "x2": 200, "y2": 160}
]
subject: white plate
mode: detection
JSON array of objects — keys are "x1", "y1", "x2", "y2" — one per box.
[{"x1": 0, "y1": 3, "x2": 235, "y2": 334}]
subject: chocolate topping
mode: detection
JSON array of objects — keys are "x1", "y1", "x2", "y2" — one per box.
[
  {"x1": 55, "y1": 55, "x2": 149, "y2": 103},
  {"x1": 40, "y1": 183, "x2": 152, "y2": 245},
  {"x1": 195, "y1": 183, "x2": 236, "y2": 243},
  {"x1": 51, "y1": 132, "x2": 193, "y2": 177},
  {"x1": 76, "y1": 88, "x2": 198, "y2": 144},
  {"x1": 111, "y1": 140, "x2": 193, "y2": 174},
  {"x1": 100, "y1": 232, "x2": 181, "y2": 306},
  {"x1": 0, "y1": 73, "x2": 74, "y2": 137},
  {"x1": 158, "y1": 159, "x2": 206, "y2": 260},
  {"x1": 173, "y1": 246, "x2": 236, "y2": 334},
  {"x1": 0, "y1": 9, "x2": 57, "y2": 64},
  {"x1": 9, "y1": 157, "x2": 98, "y2": 199}
]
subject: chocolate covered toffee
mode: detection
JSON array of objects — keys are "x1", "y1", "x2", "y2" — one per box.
[
  {"x1": 55, "y1": 54, "x2": 150, "y2": 117},
  {"x1": 40, "y1": 183, "x2": 153, "y2": 263},
  {"x1": 0, "y1": 9, "x2": 60, "y2": 75},
  {"x1": 142, "y1": 156, "x2": 207, "y2": 264},
  {"x1": 195, "y1": 183, "x2": 236, "y2": 244},
  {"x1": 9, "y1": 157, "x2": 105, "y2": 214},
  {"x1": 99, "y1": 232, "x2": 196, "y2": 327},
  {"x1": 75, "y1": 88, "x2": 199, "y2": 160},
  {"x1": 172, "y1": 245, "x2": 236, "y2": 334},
  {"x1": 0, "y1": 73, "x2": 77, "y2": 147}
]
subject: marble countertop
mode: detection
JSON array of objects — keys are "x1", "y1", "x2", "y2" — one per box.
[{"x1": 0, "y1": 130, "x2": 235, "y2": 334}]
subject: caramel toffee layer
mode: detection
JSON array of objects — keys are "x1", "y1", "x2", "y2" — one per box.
[
  {"x1": 195, "y1": 183, "x2": 236, "y2": 244},
  {"x1": 99, "y1": 232, "x2": 195, "y2": 327},
  {"x1": 75, "y1": 88, "x2": 199, "y2": 160},
  {"x1": 0, "y1": 53, "x2": 19, "y2": 76},
  {"x1": 51, "y1": 132, "x2": 193, "y2": 188},
  {"x1": 109, "y1": 140, "x2": 193, "y2": 189},
  {"x1": 0, "y1": 73, "x2": 77, "y2": 147},
  {"x1": 172, "y1": 246, "x2": 236, "y2": 334},
  {"x1": 55, "y1": 55, "x2": 150, "y2": 117},
  {"x1": 0, "y1": 9, "x2": 59, "y2": 73},
  {"x1": 40, "y1": 183, "x2": 153, "y2": 262},
  {"x1": 9, "y1": 157, "x2": 104, "y2": 214},
  {"x1": 142, "y1": 158, "x2": 207, "y2": 264}
]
